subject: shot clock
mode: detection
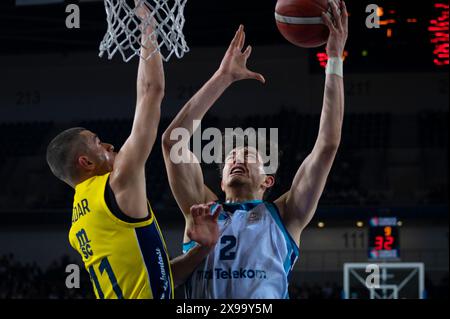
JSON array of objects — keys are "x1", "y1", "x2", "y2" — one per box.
[{"x1": 368, "y1": 217, "x2": 400, "y2": 260}]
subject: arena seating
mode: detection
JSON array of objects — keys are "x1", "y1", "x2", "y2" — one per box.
[{"x1": 0, "y1": 111, "x2": 447, "y2": 212}]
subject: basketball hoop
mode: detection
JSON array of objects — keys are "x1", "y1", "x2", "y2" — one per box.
[
  {"x1": 99, "y1": 0, "x2": 189, "y2": 62},
  {"x1": 343, "y1": 263, "x2": 426, "y2": 299}
]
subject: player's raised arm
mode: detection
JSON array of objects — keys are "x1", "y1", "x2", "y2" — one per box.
[
  {"x1": 109, "y1": 6, "x2": 164, "y2": 218},
  {"x1": 115, "y1": 17, "x2": 164, "y2": 170},
  {"x1": 162, "y1": 25, "x2": 265, "y2": 216},
  {"x1": 276, "y1": 0, "x2": 348, "y2": 242}
]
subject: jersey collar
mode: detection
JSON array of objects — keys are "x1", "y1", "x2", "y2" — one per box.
[{"x1": 220, "y1": 200, "x2": 264, "y2": 214}]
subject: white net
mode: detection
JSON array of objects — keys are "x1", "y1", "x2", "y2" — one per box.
[{"x1": 99, "y1": 0, "x2": 189, "y2": 62}]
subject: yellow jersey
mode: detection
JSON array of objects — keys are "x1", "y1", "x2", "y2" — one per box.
[{"x1": 68, "y1": 173, "x2": 174, "y2": 299}]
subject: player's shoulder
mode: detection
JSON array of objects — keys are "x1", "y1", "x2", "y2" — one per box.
[{"x1": 74, "y1": 173, "x2": 110, "y2": 198}]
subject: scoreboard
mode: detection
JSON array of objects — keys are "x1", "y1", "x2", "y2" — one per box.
[
  {"x1": 368, "y1": 217, "x2": 400, "y2": 260},
  {"x1": 312, "y1": 0, "x2": 449, "y2": 71}
]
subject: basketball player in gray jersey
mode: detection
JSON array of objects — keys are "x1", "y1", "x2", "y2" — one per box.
[{"x1": 162, "y1": 1, "x2": 348, "y2": 298}]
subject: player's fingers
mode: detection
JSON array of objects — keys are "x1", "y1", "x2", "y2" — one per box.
[
  {"x1": 204, "y1": 204, "x2": 214, "y2": 215},
  {"x1": 330, "y1": 0, "x2": 342, "y2": 31},
  {"x1": 197, "y1": 204, "x2": 208, "y2": 215},
  {"x1": 206, "y1": 201, "x2": 216, "y2": 208},
  {"x1": 229, "y1": 25, "x2": 241, "y2": 48},
  {"x1": 213, "y1": 204, "x2": 223, "y2": 217},
  {"x1": 212, "y1": 206, "x2": 222, "y2": 221},
  {"x1": 236, "y1": 25, "x2": 244, "y2": 49},
  {"x1": 196, "y1": 207, "x2": 203, "y2": 218},
  {"x1": 238, "y1": 27, "x2": 246, "y2": 51},
  {"x1": 247, "y1": 71, "x2": 266, "y2": 84},
  {"x1": 341, "y1": 1, "x2": 348, "y2": 32},
  {"x1": 243, "y1": 45, "x2": 252, "y2": 59},
  {"x1": 321, "y1": 11, "x2": 336, "y2": 33},
  {"x1": 190, "y1": 205, "x2": 200, "y2": 218}
]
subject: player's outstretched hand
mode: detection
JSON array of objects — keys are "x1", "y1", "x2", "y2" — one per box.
[
  {"x1": 186, "y1": 203, "x2": 221, "y2": 248},
  {"x1": 322, "y1": 0, "x2": 348, "y2": 58},
  {"x1": 218, "y1": 25, "x2": 266, "y2": 84}
]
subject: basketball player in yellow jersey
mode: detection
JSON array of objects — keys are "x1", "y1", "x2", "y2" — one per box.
[{"x1": 46, "y1": 6, "x2": 219, "y2": 299}]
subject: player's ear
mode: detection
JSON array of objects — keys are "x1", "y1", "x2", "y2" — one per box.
[
  {"x1": 220, "y1": 179, "x2": 225, "y2": 192},
  {"x1": 78, "y1": 155, "x2": 95, "y2": 171},
  {"x1": 262, "y1": 175, "x2": 275, "y2": 189}
]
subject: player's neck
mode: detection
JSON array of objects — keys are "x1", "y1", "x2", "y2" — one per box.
[
  {"x1": 72, "y1": 172, "x2": 97, "y2": 189},
  {"x1": 224, "y1": 189, "x2": 263, "y2": 203}
]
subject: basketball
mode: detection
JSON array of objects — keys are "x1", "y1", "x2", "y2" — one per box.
[{"x1": 275, "y1": 0, "x2": 330, "y2": 48}]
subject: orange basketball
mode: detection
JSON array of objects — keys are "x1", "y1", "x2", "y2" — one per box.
[{"x1": 275, "y1": 0, "x2": 330, "y2": 48}]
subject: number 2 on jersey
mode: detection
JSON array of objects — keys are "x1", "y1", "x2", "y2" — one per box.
[{"x1": 219, "y1": 235, "x2": 237, "y2": 260}]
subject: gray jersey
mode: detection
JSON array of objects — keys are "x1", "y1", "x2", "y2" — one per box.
[{"x1": 183, "y1": 200, "x2": 299, "y2": 299}]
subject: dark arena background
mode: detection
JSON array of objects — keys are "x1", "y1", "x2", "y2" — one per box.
[{"x1": 0, "y1": 0, "x2": 448, "y2": 300}]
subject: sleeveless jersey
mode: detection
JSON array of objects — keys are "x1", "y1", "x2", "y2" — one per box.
[
  {"x1": 68, "y1": 173, "x2": 174, "y2": 299},
  {"x1": 183, "y1": 200, "x2": 299, "y2": 299}
]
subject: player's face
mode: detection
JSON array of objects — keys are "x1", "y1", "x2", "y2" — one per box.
[
  {"x1": 222, "y1": 147, "x2": 267, "y2": 192},
  {"x1": 81, "y1": 130, "x2": 117, "y2": 175}
]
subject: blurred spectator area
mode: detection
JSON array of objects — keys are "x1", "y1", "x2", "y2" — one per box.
[
  {"x1": 0, "y1": 253, "x2": 447, "y2": 299},
  {"x1": 0, "y1": 253, "x2": 94, "y2": 299},
  {"x1": 0, "y1": 110, "x2": 447, "y2": 213}
]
